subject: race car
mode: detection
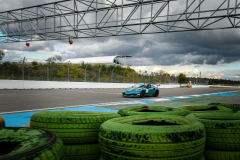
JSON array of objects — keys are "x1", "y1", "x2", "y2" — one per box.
[{"x1": 122, "y1": 83, "x2": 159, "y2": 98}]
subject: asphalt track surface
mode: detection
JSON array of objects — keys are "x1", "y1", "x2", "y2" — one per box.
[{"x1": 0, "y1": 87, "x2": 240, "y2": 113}]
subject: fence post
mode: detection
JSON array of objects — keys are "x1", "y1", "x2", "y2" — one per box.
[
  {"x1": 12, "y1": 74, "x2": 13, "y2": 80},
  {"x1": 85, "y1": 65, "x2": 88, "y2": 82},
  {"x1": 47, "y1": 61, "x2": 50, "y2": 81},
  {"x1": 133, "y1": 71, "x2": 134, "y2": 83},
  {"x1": 111, "y1": 68, "x2": 115, "y2": 83},
  {"x1": 99, "y1": 67, "x2": 102, "y2": 83},
  {"x1": 123, "y1": 70, "x2": 126, "y2": 83},
  {"x1": 68, "y1": 63, "x2": 71, "y2": 82},
  {"x1": 22, "y1": 57, "x2": 25, "y2": 80}
]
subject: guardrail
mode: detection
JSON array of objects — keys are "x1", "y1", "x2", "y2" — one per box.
[{"x1": 0, "y1": 80, "x2": 209, "y2": 89}]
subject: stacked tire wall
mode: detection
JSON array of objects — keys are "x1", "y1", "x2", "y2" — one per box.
[
  {"x1": 178, "y1": 105, "x2": 232, "y2": 114},
  {"x1": 99, "y1": 114, "x2": 206, "y2": 160},
  {"x1": 208, "y1": 103, "x2": 240, "y2": 113},
  {"x1": 0, "y1": 127, "x2": 65, "y2": 160},
  {"x1": 186, "y1": 112, "x2": 240, "y2": 160},
  {"x1": 118, "y1": 106, "x2": 188, "y2": 116},
  {"x1": 30, "y1": 111, "x2": 120, "y2": 160}
]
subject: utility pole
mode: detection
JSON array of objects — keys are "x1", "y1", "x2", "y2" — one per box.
[
  {"x1": 47, "y1": 60, "x2": 51, "y2": 81},
  {"x1": 111, "y1": 68, "x2": 115, "y2": 83},
  {"x1": 22, "y1": 57, "x2": 26, "y2": 80},
  {"x1": 68, "y1": 63, "x2": 71, "y2": 82},
  {"x1": 133, "y1": 71, "x2": 134, "y2": 83},
  {"x1": 123, "y1": 70, "x2": 126, "y2": 83},
  {"x1": 99, "y1": 66, "x2": 102, "y2": 83},
  {"x1": 84, "y1": 65, "x2": 88, "y2": 82}
]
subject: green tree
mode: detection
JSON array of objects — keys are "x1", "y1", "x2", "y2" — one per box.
[
  {"x1": 0, "y1": 49, "x2": 5, "y2": 61},
  {"x1": 178, "y1": 73, "x2": 187, "y2": 86},
  {"x1": 57, "y1": 63, "x2": 84, "y2": 78}
]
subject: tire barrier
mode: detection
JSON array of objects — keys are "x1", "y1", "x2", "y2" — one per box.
[
  {"x1": 30, "y1": 111, "x2": 120, "y2": 160},
  {"x1": 65, "y1": 144, "x2": 100, "y2": 160},
  {"x1": 99, "y1": 115, "x2": 206, "y2": 160},
  {"x1": 100, "y1": 156, "x2": 205, "y2": 160},
  {"x1": 0, "y1": 127, "x2": 65, "y2": 160},
  {"x1": 118, "y1": 106, "x2": 188, "y2": 117},
  {"x1": 204, "y1": 150, "x2": 240, "y2": 160},
  {"x1": 178, "y1": 105, "x2": 232, "y2": 114},
  {"x1": 0, "y1": 116, "x2": 5, "y2": 127},
  {"x1": 186, "y1": 112, "x2": 240, "y2": 160},
  {"x1": 208, "y1": 103, "x2": 240, "y2": 113}
]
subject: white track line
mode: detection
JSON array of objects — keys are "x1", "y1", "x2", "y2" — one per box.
[{"x1": 0, "y1": 99, "x2": 161, "y2": 115}]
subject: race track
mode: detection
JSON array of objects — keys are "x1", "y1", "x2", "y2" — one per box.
[{"x1": 0, "y1": 87, "x2": 240, "y2": 113}]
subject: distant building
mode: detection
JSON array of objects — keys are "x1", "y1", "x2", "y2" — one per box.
[{"x1": 64, "y1": 55, "x2": 132, "y2": 66}]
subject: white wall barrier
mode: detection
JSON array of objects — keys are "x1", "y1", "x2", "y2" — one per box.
[{"x1": 0, "y1": 80, "x2": 209, "y2": 89}]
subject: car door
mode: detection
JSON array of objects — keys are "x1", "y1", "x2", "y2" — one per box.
[
  {"x1": 145, "y1": 84, "x2": 151, "y2": 95},
  {"x1": 148, "y1": 84, "x2": 154, "y2": 94}
]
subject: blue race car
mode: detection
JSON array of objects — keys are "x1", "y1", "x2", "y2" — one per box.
[{"x1": 122, "y1": 83, "x2": 159, "y2": 98}]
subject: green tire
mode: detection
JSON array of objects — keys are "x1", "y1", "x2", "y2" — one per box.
[
  {"x1": 0, "y1": 127, "x2": 65, "y2": 160},
  {"x1": 30, "y1": 111, "x2": 120, "y2": 144},
  {"x1": 208, "y1": 103, "x2": 240, "y2": 112},
  {"x1": 178, "y1": 105, "x2": 232, "y2": 114},
  {"x1": 101, "y1": 149, "x2": 204, "y2": 160},
  {"x1": 100, "y1": 156, "x2": 105, "y2": 160},
  {"x1": 100, "y1": 155, "x2": 205, "y2": 160},
  {"x1": 99, "y1": 115, "x2": 206, "y2": 159},
  {"x1": 65, "y1": 144, "x2": 100, "y2": 160},
  {"x1": 204, "y1": 150, "x2": 240, "y2": 160},
  {"x1": 186, "y1": 112, "x2": 240, "y2": 151},
  {"x1": 118, "y1": 106, "x2": 188, "y2": 116},
  {"x1": 31, "y1": 111, "x2": 120, "y2": 123}
]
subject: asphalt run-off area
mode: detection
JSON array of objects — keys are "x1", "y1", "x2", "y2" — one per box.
[{"x1": 0, "y1": 87, "x2": 240, "y2": 127}]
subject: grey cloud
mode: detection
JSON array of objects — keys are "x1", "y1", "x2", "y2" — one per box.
[{"x1": 1, "y1": 0, "x2": 240, "y2": 68}]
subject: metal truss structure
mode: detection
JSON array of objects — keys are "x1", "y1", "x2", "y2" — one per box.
[{"x1": 1, "y1": 0, "x2": 240, "y2": 43}]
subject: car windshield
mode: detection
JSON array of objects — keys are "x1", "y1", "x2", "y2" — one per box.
[{"x1": 133, "y1": 83, "x2": 146, "y2": 88}]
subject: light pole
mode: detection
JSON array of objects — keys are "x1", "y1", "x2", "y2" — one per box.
[
  {"x1": 84, "y1": 65, "x2": 88, "y2": 82},
  {"x1": 123, "y1": 70, "x2": 126, "y2": 83},
  {"x1": 99, "y1": 66, "x2": 102, "y2": 83},
  {"x1": 68, "y1": 63, "x2": 71, "y2": 82},
  {"x1": 111, "y1": 68, "x2": 115, "y2": 83},
  {"x1": 47, "y1": 60, "x2": 51, "y2": 81},
  {"x1": 22, "y1": 57, "x2": 26, "y2": 80},
  {"x1": 133, "y1": 71, "x2": 134, "y2": 83}
]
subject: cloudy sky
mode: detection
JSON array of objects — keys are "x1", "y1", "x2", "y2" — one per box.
[{"x1": 0, "y1": 0, "x2": 240, "y2": 80}]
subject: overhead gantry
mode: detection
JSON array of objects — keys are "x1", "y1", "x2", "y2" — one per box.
[{"x1": 0, "y1": 0, "x2": 240, "y2": 43}]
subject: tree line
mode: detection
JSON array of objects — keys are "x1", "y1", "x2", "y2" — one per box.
[
  {"x1": 0, "y1": 61, "x2": 174, "y2": 83},
  {"x1": 0, "y1": 60, "x2": 239, "y2": 85}
]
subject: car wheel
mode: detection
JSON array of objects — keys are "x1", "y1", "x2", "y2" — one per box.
[
  {"x1": 140, "y1": 91, "x2": 145, "y2": 98},
  {"x1": 153, "y1": 90, "x2": 159, "y2": 97}
]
